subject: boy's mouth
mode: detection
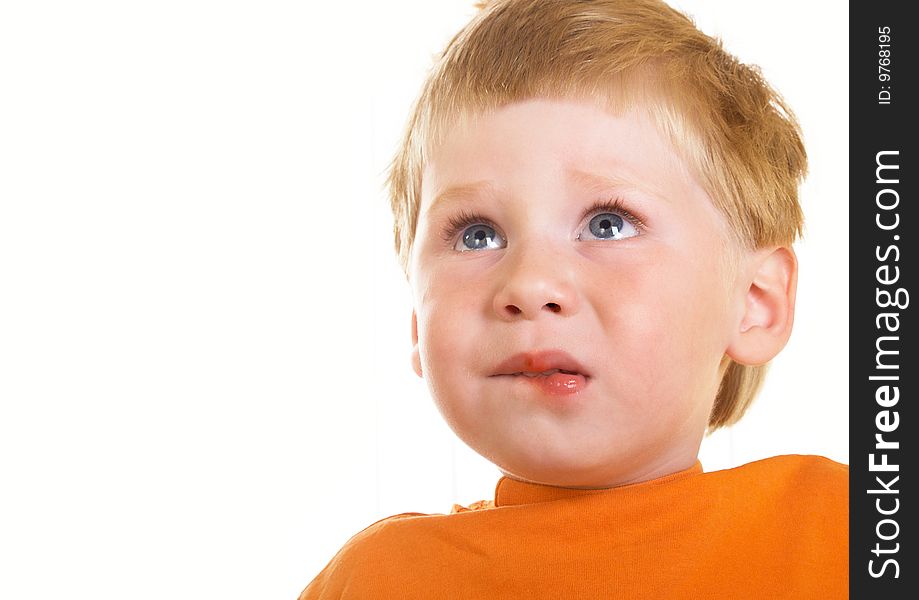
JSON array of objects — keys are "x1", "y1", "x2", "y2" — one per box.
[
  {"x1": 511, "y1": 368, "x2": 580, "y2": 377},
  {"x1": 491, "y1": 350, "x2": 590, "y2": 379}
]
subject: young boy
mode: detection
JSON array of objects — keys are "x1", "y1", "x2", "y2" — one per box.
[{"x1": 301, "y1": 0, "x2": 847, "y2": 597}]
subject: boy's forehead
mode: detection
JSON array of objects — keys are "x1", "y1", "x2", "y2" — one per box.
[{"x1": 421, "y1": 98, "x2": 698, "y2": 214}]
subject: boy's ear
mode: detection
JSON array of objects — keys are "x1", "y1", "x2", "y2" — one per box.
[
  {"x1": 725, "y1": 246, "x2": 798, "y2": 366},
  {"x1": 410, "y1": 309, "x2": 423, "y2": 378}
]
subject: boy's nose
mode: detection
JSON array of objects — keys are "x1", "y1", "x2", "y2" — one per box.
[{"x1": 492, "y1": 249, "x2": 580, "y2": 321}]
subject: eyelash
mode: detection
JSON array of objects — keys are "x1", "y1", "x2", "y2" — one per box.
[{"x1": 439, "y1": 197, "x2": 647, "y2": 243}]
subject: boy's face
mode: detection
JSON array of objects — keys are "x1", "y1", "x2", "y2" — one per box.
[{"x1": 409, "y1": 98, "x2": 743, "y2": 488}]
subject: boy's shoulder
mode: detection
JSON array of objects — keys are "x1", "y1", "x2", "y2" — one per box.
[
  {"x1": 709, "y1": 454, "x2": 848, "y2": 531},
  {"x1": 711, "y1": 453, "x2": 847, "y2": 500},
  {"x1": 299, "y1": 511, "x2": 436, "y2": 599}
]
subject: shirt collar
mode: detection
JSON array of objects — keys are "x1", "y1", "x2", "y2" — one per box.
[{"x1": 494, "y1": 460, "x2": 703, "y2": 508}]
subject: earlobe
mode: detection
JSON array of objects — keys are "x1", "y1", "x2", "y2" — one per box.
[
  {"x1": 410, "y1": 309, "x2": 423, "y2": 378},
  {"x1": 725, "y1": 246, "x2": 798, "y2": 366}
]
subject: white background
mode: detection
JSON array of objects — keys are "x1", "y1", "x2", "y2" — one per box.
[{"x1": 0, "y1": 1, "x2": 847, "y2": 598}]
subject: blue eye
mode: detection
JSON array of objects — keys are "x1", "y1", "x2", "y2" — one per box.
[
  {"x1": 577, "y1": 198, "x2": 642, "y2": 241},
  {"x1": 460, "y1": 224, "x2": 504, "y2": 251},
  {"x1": 443, "y1": 210, "x2": 507, "y2": 252}
]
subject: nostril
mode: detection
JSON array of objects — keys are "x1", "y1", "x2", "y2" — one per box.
[
  {"x1": 506, "y1": 305, "x2": 522, "y2": 315},
  {"x1": 546, "y1": 303, "x2": 561, "y2": 313}
]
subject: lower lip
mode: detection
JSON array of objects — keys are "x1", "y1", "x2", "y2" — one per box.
[{"x1": 500, "y1": 372, "x2": 589, "y2": 396}]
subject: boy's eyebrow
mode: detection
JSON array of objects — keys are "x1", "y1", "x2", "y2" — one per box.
[
  {"x1": 427, "y1": 169, "x2": 668, "y2": 215},
  {"x1": 565, "y1": 168, "x2": 669, "y2": 203},
  {"x1": 427, "y1": 180, "x2": 496, "y2": 215}
]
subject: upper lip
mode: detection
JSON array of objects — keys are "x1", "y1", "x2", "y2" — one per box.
[{"x1": 491, "y1": 350, "x2": 591, "y2": 377}]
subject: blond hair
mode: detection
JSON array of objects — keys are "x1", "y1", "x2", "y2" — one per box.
[{"x1": 385, "y1": 0, "x2": 807, "y2": 430}]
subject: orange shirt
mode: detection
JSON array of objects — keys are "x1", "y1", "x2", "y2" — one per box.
[{"x1": 301, "y1": 455, "x2": 848, "y2": 599}]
